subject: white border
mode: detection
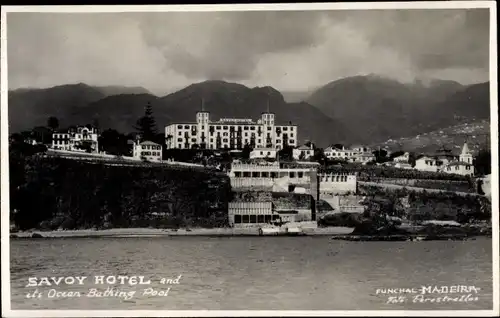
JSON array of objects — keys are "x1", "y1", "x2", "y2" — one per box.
[{"x1": 0, "y1": 2, "x2": 498, "y2": 317}]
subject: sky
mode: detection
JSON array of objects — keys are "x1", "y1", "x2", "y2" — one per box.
[{"x1": 7, "y1": 8, "x2": 491, "y2": 95}]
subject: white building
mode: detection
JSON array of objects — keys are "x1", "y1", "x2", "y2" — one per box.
[
  {"x1": 228, "y1": 202, "x2": 277, "y2": 227},
  {"x1": 133, "y1": 140, "x2": 163, "y2": 162},
  {"x1": 250, "y1": 147, "x2": 277, "y2": 160},
  {"x1": 52, "y1": 126, "x2": 99, "y2": 153},
  {"x1": 414, "y1": 156, "x2": 444, "y2": 173},
  {"x1": 318, "y1": 172, "x2": 357, "y2": 194},
  {"x1": 165, "y1": 109, "x2": 297, "y2": 150},
  {"x1": 441, "y1": 143, "x2": 475, "y2": 176},
  {"x1": 324, "y1": 145, "x2": 374, "y2": 163},
  {"x1": 293, "y1": 144, "x2": 314, "y2": 160},
  {"x1": 229, "y1": 162, "x2": 312, "y2": 192}
]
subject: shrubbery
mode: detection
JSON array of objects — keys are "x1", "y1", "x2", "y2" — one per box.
[
  {"x1": 318, "y1": 212, "x2": 363, "y2": 227},
  {"x1": 321, "y1": 164, "x2": 471, "y2": 181}
]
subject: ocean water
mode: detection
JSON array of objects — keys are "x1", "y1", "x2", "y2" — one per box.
[{"x1": 9, "y1": 237, "x2": 493, "y2": 310}]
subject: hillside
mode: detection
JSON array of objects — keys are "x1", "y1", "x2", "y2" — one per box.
[
  {"x1": 10, "y1": 154, "x2": 231, "y2": 230},
  {"x1": 8, "y1": 76, "x2": 490, "y2": 147},
  {"x1": 9, "y1": 80, "x2": 346, "y2": 146},
  {"x1": 306, "y1": 75, "x2": 490, "y2": 144},
  {"x1": 371, "y1": 119, "x2": 490, "y2": 155},
  {"x1": 74, "y1": 93, "x2": 168, "y2": 134},
  {"x1": 8, "y1": 83, "x2": 106, "y2": 133},
  {"x1": 93, "y1": 85, "x2": 153, "y2": 96},
  {"x1": 8, "y1": 83, "x2": 154, "y2": 132}
]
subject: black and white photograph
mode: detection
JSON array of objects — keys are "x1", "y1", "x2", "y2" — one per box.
[{"x1": 1, "y1": 2, "x2": 498, "y2": 316}]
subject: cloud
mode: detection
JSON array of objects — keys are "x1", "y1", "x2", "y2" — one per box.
[{"x1": 6, "y1": 8, "x2": 490, "y2": 95}]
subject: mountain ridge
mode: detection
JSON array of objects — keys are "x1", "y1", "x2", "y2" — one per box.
[{"x1": 8, "y1": 76, "x2": 490, "y2": 147}]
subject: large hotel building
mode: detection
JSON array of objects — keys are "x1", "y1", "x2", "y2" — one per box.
[{"x1": 165, "y1": 110, "x2": 297, "y2": 150}]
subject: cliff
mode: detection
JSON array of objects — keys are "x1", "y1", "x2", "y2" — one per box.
[{"x1": 10, "y1": 155, "x2": 231, "y2": 230}]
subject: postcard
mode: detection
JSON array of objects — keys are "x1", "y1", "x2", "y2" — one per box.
[{"x1": 1, "y1": 2, "x2": 498, "y2": 317}]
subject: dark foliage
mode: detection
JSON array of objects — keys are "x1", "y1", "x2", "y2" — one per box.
[
  {"x1": 134, "y1": 102, "x2": 158, "y2": 141},
  {"x1": 474, "y1": 149, "x2": 491, "y2": 176},
  {"x1": 10, "y1": 156, "x2": 231, "y2": 230}
]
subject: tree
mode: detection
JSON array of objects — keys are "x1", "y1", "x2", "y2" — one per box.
[
  {"x1": 98, "y1": 129, "x2": 130, "y2": 156},
  {"x1": 473, "y1": 149, "x2": 491, "y2": 176},
  {"x1": 47, "y1": 117, "x2": 59, "y2": 131},
  {"x1": 408, "y1": 152, "x2": 417, "y2": 167},
  {"x1": 389, "y1": 151, "x2": 405, "y2": 159},
  {"x1": 134, "y1": 102, "x2": 158, "y2": 141},
  {"x1": 75, "y1": 141, "x2": 93, "y2": 153},
  {"x1": 278, "y1": 145, "x2": 293, "y2": 161},
  {"x1": 333, "y1": 144, "x2": 344, "y2": 150},
  {"x1": 312, "y1": 148, "x2": 327, "y2": 165},
  {"x1": 242, "y1": 143, "x2": 252, "y2": 160},
  {"x1": 373, "y1": 149, "x2": 389, "y2": 163}
]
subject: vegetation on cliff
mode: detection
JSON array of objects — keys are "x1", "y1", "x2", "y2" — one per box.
[{"x1": 10, "y1": 147, "x2": 231, "y2": 231}]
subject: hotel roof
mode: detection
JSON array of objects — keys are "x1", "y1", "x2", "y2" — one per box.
[
  {"x1": 139, "y1": 141, "x2": 161, "y2": 146},
  {"x1": 446, "y1": 161, "x2": 472, "y2": 167}
]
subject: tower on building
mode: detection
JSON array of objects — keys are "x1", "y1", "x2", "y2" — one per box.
[
  {"x1": 196, "y1": 98, "x2": 210, "y2": 149},
  {"x1": 459, "y1": 142, "x2": 472, "y2": 164}
]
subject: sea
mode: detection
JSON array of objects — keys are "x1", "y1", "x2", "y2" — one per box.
[{"x1": 9, "y1": 236, "x2": 493, "y2": 311}]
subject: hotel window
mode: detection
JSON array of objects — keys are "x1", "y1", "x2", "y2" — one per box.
[
  {"x1": 242, "y1": 215, "x2": 250, "y2": 223},
  {"x1": 216, "y1": 126, "x2": 221, "y2": 130},
  {"x1": 223, "y1": 139, "x2": 228, "y2": 143},
  {"x1": 223, "y1": 126, "x2": 228, "y2": 130},
  {"x1": 243, "y1": 172, "x2": 251, "y2": 177},
  {"x1": 289, "y1": 172, "x2": 295, "y2": 178},
  {"x1": 178, "y1": 132, "x2": 182, "y2": 136},
  {"x1": 252, "y1": 172, "x2": 259, "y2": 178},
  {"x1": 455, "y1": 166, "x2": 459, "y2": 170},
  {"x1": 283, "y1": 127, "x2": 288, "y2": 131},
  {"x1": 250, "y1": 215, "x2": 257, "y2": 223},
  {"x1": 466, "y1": 165, "x2": 470, "y2": 170},
  {"x1": 244, "y1": 126, "x2": 248, "y2": 130},
  {"x1": 250, "y1": 126, "x2": 255, "y2": 130},
  {"x1": 267, "y1": 152, "x2": 271, "y2": 156},
  {"x1": 289, "y1": 140, "x2": 295, "y2": 144},
  {"x1": 261, "y1": 172, "x2": 269, "y2": 178},
  {"x1": 267, "y1": 127, "x2": 271, "y2": 131},
  {"x1": 177, "y1": 138, "x2": 182, "y2": 142},
  {"x1": 257, "y1": 215, "x2": 265, "y2": 223},
  {"x1": 298, "y1": 172, "x2": 303, "y2": 178},
  {"x1": 184, "y1": 125, "x2": 189, "y2": 129},
  {"x1": 191, "y1": 138, "x2": 196, "y2": 142},
  {"x1": 223, "y1": 132, "x2": 228, "y2": 136},
  {"x1": 260, "y1": 151, "x2": 263, "y2": 155},
  {"x1": 235, "y1": 172, "x2": 242, "y2": 177}
]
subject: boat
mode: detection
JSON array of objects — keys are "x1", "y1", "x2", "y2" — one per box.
[
  {"x1": 285, "y1": 226, "x2": 304, "y2": 236},
  {"x1": 259, "y1": 225, "x2": 280, "y2": 236}
]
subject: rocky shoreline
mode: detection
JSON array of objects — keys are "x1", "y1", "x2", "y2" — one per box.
[{"x1": 9, "y1": 224, "x2": 491, "y2": 240}]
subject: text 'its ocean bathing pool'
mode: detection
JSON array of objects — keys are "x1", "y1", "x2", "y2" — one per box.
[{"x1": 9, "y1": 236, "x2": 493, "y2": 311}]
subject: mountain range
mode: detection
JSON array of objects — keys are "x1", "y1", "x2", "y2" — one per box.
[{"x1": 8, "y1": 76, "x2": 490, "y2": 147}]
